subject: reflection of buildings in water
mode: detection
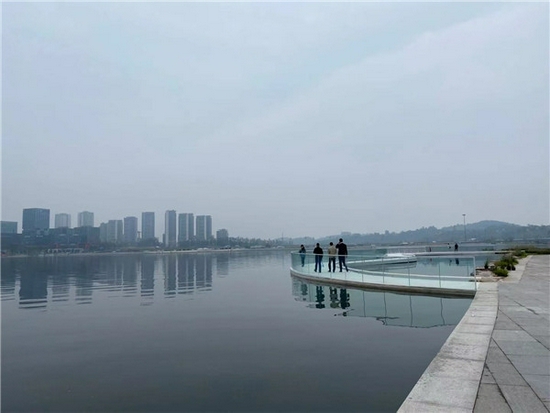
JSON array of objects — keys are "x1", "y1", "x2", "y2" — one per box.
[
  {"x1": 122, "y1": 258, "x2": 138, "y2": 295},
  {"x1": 292, "y1": 279, "x2": 471, "y2": 328},
  {"x1": 216, "y1": 254, "x2": 229, "y2": 277},
  {"x1": 51, "y1": 273, "x2": 70, "y2": 303},
  {"x1": 3, "y1": 253, "x2": 219, "y2": 309},
  {"x1": 141, "y1": 256, "x2": 155, "y2": 298},
  {"x1": 1, "y1": 260, "x2": 17, "y2": 298},
  {"x1": 177, "y1": 255, "x2": 194, "y2": 295},
  {"x1": 163, "y1": 255, "x2": 177, "y2": 297},
  {"x1": 195, "y1": 255, "x2": 213, "y2": 292},
  {"x1": 19, "y1": 272, "x2": 48, "y2": 309}
]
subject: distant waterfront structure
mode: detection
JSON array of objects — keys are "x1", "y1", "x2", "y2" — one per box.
[
  {"x1": 123, "y1": 216, "x2": 138, "y2": 244},
  {"x1": 196, "y1": 215, "x2": 212, "y2": 241},
  {"x1": 77, "y1": 211, "x2": 94, "y2": 227},
  {"x1": 54, "y1": 213, "x2": 71, "y2": 229},
  {"x1": 216, "y1": 229, "x2": 229, "y2": 244},
  {"x1": 22, "y1": 208, "x2": 50, "y2": 233},
  {"x1": 178, "y1": 213, "x2": 194, "y2": 242},
  {"x1": 164, "y1": 210, "x2": 177, "y2": 247},
  {"x1": 1, "y1": 221, "x2": 18, "y2": 234},
  {"x1": 141, "y1": 212, "x2": 155, "y2": 240}
]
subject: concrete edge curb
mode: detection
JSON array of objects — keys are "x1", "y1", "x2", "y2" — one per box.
[{"x1": 397, "y1": 282, "x2": 498, "y2": 412}]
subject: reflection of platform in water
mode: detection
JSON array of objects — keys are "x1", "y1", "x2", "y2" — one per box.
[{"x1": 292, "y1": 278, "x2": 471, "y2": 328}]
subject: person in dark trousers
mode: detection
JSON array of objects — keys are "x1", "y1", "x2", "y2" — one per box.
[
  {"x1": 454, "y1": 243, "x2": 458, "y2": 252},
  {"x1": 313, "y1": 243, "x2": 323, "y2": 273},
  {"x1": 327, "y1": 242, "x2": 337, "y2": 272},
  {"x1": 336, "y1": 238, "x2": 348, "y2": 272},
  {"x1": 299, "y1": 245, "x2": 306, "y2": 267}
]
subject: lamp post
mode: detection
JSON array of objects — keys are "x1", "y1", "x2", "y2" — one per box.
[{"x1": 462, "y1": 214, "x2": 466, "y2": 242}]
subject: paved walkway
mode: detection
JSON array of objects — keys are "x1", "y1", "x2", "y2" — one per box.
[
  {"x1": 474, "y1": 255, "x2": 550, "y2": 412},
  {"x1": 399, "y1": 255, "x2": 549, "y2": 412}
]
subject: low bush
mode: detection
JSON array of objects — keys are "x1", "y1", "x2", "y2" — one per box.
[{"x1": 492, "y1": 267, "x2": 509, "y2": 277}]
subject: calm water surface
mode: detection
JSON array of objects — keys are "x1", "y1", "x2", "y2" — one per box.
[{"x1": 2, "y1": 251, "x2": 472, "y2": 412}]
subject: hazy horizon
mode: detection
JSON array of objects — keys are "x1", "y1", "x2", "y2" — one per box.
[{"x1": 3, "y1": 2, "x2": 549, "y2": 239}]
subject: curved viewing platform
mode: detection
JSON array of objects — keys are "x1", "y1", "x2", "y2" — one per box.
[{"x1": 290, "y1": 252, "x2": 480, "y2": 297}]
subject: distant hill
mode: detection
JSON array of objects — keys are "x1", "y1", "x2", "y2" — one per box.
[{"x1": 290, "y1": 221, "x2": 549, "y2": 246}]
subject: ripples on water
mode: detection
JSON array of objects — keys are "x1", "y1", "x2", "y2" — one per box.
[{"x1": 2, "y1": 251, "x2": 472, "y2": 412}]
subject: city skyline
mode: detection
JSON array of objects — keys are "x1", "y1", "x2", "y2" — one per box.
[
  {"x1": 8, "y1": 207, "x2": 218, "y2": 241},
  {"x1": 3, "y1": 3, "x2": 548, "y2": 239}
]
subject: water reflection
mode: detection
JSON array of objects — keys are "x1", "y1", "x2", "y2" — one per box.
[
  {"x1": 1, "y1": 253, "x2": 225, "y2": 310},
  {"x1": 292, "y1": 278, "x2": 471, "y2": 327}
]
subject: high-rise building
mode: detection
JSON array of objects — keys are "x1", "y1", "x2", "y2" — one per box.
[
  {"x1": 188, "y1": 213, "x2": 194, "y2": 241},
  {"x1": 164, "y1": 210, "x2": 177, "y2": 247},
  {"x1": 178, "y1": 213, "x2": 195, "y2": 242},
  {"x1": 141, "y1": 212, "x2": 155, "y2": 240},
  {"x1": 106, "y1": 220, "x2": 123, "y2": 243},
  {"x1": 195, "y1": 215, "x2": 212, "y2": 241},
  {"x1": 205, "y1": 215, "x2": 212, "y2": 240},
  {"x1": 124, "y1": 216, "x2": 138, "y2": 244},
  {"x1": 99, "y1": 223, "x2": 108, "y2": 243},
  {"x1": 55, "y1": 213, "x2": 71, "y2": 228},
  {"x1": 22, "y1": 208, "x2": 50, "y2": 233},
  {"x1": 77, "y1": 211, "x2": 94, "y2": 227},
  {"x1": 1, "y1": 221, "x2": 18, "y2": 234},
  {"x1": 216, "y1": 229, "x2": 229, "y2": 244}
]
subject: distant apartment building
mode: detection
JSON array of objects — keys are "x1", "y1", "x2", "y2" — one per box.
[
  {"x1": 196, "y1": 215, "x2": 212, "y2": 241},
  {"x1": 141, "y1": 212, "x2": 155, "y2": 240},
  {"x1": 99, "y1": 223, "x2": 108, "y2": 242},
  {"x1": 164, "y1": 210, "x2": 177, "y2": 247},
  {"x1": 206, "y1": 215, "x2": 212, "y2": 240},
  {"x1": 216, "y1": 229, "x2": 229, "y2": 244},
  {"x1": 106, "y1": 220, "x2": 123, "y2": 243},
  {"x1": 22, "y1": 208, "x2": 50, "y2": 233},
  {"x1": 1, "y1": 221, "x2": 18, "y2": 234},
  {"x1": 188, "y1": 213, "x2": 194, "y2": 240},
  {"x1": 55, "y1": 213, "x2": 71, "y2": 228},
  {"x1": 178, "y1": 213, "x2": 195, "y2": 242},
  {"x1": 77, "y1": 211, "x2": 94, "y2": 227},
  {"x1": 123, "y1": 216, "x2": 138, "y2": 244}
]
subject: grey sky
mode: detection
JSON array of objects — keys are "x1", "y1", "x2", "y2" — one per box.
[{"x1": 2, "y1": 2, "x2": 549, "y2": 239}]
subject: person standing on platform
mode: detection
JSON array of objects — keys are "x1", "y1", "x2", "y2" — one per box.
[
  {"x1": 313, "y1": 243, "x2": 323, "y2": 273},
  {"x1": 299, "y1": 245, "x2": 306, "y2": 267},
  {"x1": 336, "y1": 238, "x2": 349, "y2": 272},
  {"x1": 327, "y1": 242, "x2": 337, "y2": 272}
]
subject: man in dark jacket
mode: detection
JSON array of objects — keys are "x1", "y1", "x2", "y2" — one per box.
[
  {"x1": 313, "y1": 243, "x2": 323, "y2": 273},
  {"x1": 336, "y1": 238, "x2": 348, "y2": 272}
]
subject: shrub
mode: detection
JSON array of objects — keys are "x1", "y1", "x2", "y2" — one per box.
[{"x1": 493, "y1": 267, "x2": 509, "y2": 277}]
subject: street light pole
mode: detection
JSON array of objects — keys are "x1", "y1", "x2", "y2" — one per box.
[{"x1": 462, "y1": 214, "x2": 466, "y2": 242}]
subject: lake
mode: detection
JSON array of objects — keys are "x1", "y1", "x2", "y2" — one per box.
[{"x1": 1, "y1": 250, "x2": 472, "y2": 412}]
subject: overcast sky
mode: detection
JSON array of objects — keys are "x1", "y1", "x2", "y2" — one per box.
[{"x1": 2, "y1": 2, "x2": 549, "y2": 239}]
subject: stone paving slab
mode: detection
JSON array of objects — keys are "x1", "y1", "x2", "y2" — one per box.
[
  {"x1": 474, "y1": 383, "x2": 512, "y2": 413},
  {"x1": 499, "y1": 384, "x2": 548, "y2": 413}
]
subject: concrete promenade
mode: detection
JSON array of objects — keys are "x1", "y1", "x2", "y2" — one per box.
[{"x1": 399, "y1": 255, "x2": 549, "y2": 412}]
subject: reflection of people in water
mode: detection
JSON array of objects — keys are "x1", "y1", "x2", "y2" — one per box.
[
  {"x1": 315, "y1": 286, "x2": 325, "y2": 309},
  {"x1": 301, "y1": 283, "x2": 308, "y2": 296},
  {"x1": 329, "y1": 287, "x2": 340, "y2": 308},
  {"x1": 299, "y1": 245, "x2": 306, "y2": 267},
  {"x1": 456, "y1": 258, "x2": 460, "y2": 265},
  {"x1": 339, "y1": 288, "x2": 350, "y2": 310}
]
